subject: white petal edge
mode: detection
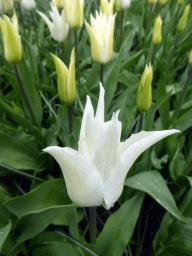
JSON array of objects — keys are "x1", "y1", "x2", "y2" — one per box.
[
  {"x1": 43, "y1": 146, "x2": 104, "y2": 207},
  {"x1": 103, "y1": 129, "x2": 180, "y2": 209}
]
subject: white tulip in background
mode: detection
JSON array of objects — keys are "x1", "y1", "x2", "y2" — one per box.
[
  {"x1": 21, "y1": 0, "x2": 36, "y2": 10},
  {"x1": 43, "y1": 84, "x2": 180, "y2": 209},
  {"x1": 116, "y1": 0, "x2": 131, "y2": 10},
  {"x1": 37, "y1": 3, "x2": 69, "y2": 43},
  {"x1": 85, "y1": 11, "x2": 116, "y2": 64}
]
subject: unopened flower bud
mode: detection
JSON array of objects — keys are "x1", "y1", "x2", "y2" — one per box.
[
  {"x1": 100, "y1": 0, "x2": 114, "y2": 17},
  {"x1": 116, "y1": 0, "x2": 131, "y2": 10},
  {"x1": 136, "y1": 64, "x2": 153, "y2": 113},
  {"x1": 21, "y1": 0, "x2": 36, "y2": 10},
  {"x1": 0, "y1": 0, "x2": 13, "y2": 14},
  {"x1": 85, "y1": 11, "x2": 116, "y2": 64},
  {"x1": 51, "y1": 48, "x2": 76, "y2": 105},
  {"x1": 159, "y1": 0, "x2": 169, "y2": 6},
  {"x1": 177, "y1": 0, "x2": 185, "y2": 7},
  {"x1": 177, "y1": 4, "x2": 190, "y2": 33},
  {"x1": 63, "y1": 0, "x2": 84, "y2": 30},
  {"x1": 148, "y1": 0, "x2": 158, "y2": 5},
  {"x1": 152, "y1": 15, "x2": 162, "y2": 46},
  {"x1": 0, "y1": 11, "x2": 22, "y2": 64},
  {"x1": 52, "y1": 0, "x2": 64, "y2": 10}
]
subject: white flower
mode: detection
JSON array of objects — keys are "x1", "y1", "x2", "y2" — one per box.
[
  {"x1": 85, "y1": 11, "x2": 116, "y2": 64},
  {"x1": 116, "y1": 0, "x2": 131, "y2": 10},
  {"x1": 37, "y1": 3, "x2": 69, "y2": 42},
  {"x1": 21, "y1": 0, "x2": 36, "y2": 10},
  {"x1": 43, "y1": 84, "x2": 180, "y2": 209}
]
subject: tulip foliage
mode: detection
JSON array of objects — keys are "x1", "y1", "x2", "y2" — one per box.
[{"x1": 0, "y1": 0, "x2": 192, "y2": 255}]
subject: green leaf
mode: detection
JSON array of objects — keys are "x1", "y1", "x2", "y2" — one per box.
[
  {"x1": 104, "y1": 46, "x2": 126, "y2": 112},
  {"x1": 125, "y1": 171, "x2": 186, "y2": 223},
  {"x1": 0, "y1": 220, "x2": 11, "y2": 253},
  {"x1": 30, "y1": 232, "x2": 81, "y2": 256},
  {"x1": 17, "y1": 59, "x2": 42, "y2": 127},
  {"x1": 4, "y1": 179, "x2": 71, "y2": 218},
  {"x1": 173, "y1": 108, "x2": 192, "y2": 132},
  {"x1": 0, "y1": 130, "x2": 41, "y2": 171},
  {"x1": 94, "y1": 192, "x2": 144, "y2": 256},
  {"x1": 176, "y1": 217, "x2": 192, "y2": 251}
]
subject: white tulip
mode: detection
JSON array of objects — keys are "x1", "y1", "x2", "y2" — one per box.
[
  {"x1": 0, "y1": 0, "x2": 13, "y2": 13},
  {"x1": 116, "y1": 0, "x2": 131, "y2": 10},
  {"x1": 37, "y1": 3, "x2": 69, "y2": 42},
  {"x1": 21, "y1": 0, "x2": 36, "y2": 10},
  {"x1": 43, "y1": 84, "x2": 180, "y2": 209}
]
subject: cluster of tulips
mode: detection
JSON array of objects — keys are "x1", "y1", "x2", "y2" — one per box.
[{"x1": 0, "y1": 0, "x2": 192, "y2": 252}]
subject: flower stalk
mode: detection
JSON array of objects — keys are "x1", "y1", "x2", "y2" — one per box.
[{"x1": 89, "y1": 206, "x2": 97, "y2": 244}]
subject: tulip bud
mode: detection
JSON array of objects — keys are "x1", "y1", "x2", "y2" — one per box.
[
  {"x1": 0, "y1": 11, "x2": 22, "y2": 64},
  {"x1": 159, "y1": 0, "x2": 169, "y2": 6},
  {"x1": 51, "y1": 48, "x2": 76, "y2": 105},
  {"x1": 189, "y1": 49, "x2": 192, "y2": 66},
  {"x1": 52, "y1": 0, "x2": 64, "y2": 10},
  {"x1": 177, "y1": 0, "x2": 185, "y2": 7},
  {"x1": 116, "y1": 0, "x2": 131, "y2": 10},
  {"x1": 21, "y1": 0, "x2": 36, "y2": 10},
  {"x1": 148, "y1": 0, "x2": 158, "y2": 5},
  {"x1": 0, "y1": 0, "x2": 13, "y2": 13},
  {"x1": 63, "y1": 0, "x2": 84, "y2": 30},
  {"x1": 37, "y1": 4, "x2": 69, "y2": 42},
  {"x1": 152, "y1": 15, "x2": 162, "y2": 46},
  {"x1": 85, "y1": 11, "x2": 116, "y2": 64},
  {"x1": 136, "y1": 64, "x2": 153, "y2": 113},
  {"x1": 177, "y1": 4, "x2": 190, "y2": 33},
  {"x1": 114, "y1": 0, "x2": 121, "y2": 12},
  {"x1": 100, "y1": 0, "x2": 114, "y2": 17}
]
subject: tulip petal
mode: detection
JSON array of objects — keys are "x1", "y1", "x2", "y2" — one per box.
[
  {"x1": 93, "y1": 111, "x2": 121, "y2": 183},
  {"x1": 95, "y1": 82, "x2": 105, "y2": 123},
  {"x1": 103, "y1": 129, "x2": 180, "y2": 209},
  {"x1": 43, "y1": 146, "x2": 104, "y2": 207}
]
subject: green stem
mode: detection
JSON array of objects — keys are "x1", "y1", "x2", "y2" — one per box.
[
  {"x1": 68, "y1": 105, "x2": 73, "y2": 134},
  {"x1": 74, "y1": 30, "x2": 80, "y2": 88},
  {"x1": 151, "y1": 45, "x2": 156, "y2": 66},
  {"x1": 61, "y1": 41, "x2": 65, "y2": 62},
  {"x1": 17, "y1": 3, "x2": 27, "y2": 40},
  {"x1": 138, "y1": 112, "x2": 144, "y2": 132},
  {"x1": 146, "y1": 5, "x2": 153, "y2": 36},
  {"x1": 169, "y1": 34, "x2": 180, "y2": 65},
  {"x1": 100, "y1": 64, "x2": 104, "y2": 85},
  {"x1": 30, "y1": 10, "x2": 39, "y2": 47},
  {"x1": 171, "y1": 7, "x2": 180, "y2": 35},
  {"x1": 172, "y1": 68, "x2": 192, "y2": 124},
  {"x1": 119, "y1": 10, "x2": 124, "y2": 48},
  {"x1": 14, "y1": 65, "x2": 37, "y2": 126},
  {"x1": 89, "y1": 206, "x2": 97, "y2": 244},
  {"x1": 66, "y1": 208, "x2": 79, "y2": 241}
]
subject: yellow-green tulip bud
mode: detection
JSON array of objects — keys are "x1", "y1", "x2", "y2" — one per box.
[
  {"x1": 114, "y1": 0, "x2": 121, "y2": 12},
  {"x1": 148, "y1": 0, "x2": 158, "y2": 5},
  {"x1": 100, "y1": 0, "x2": 114, "y2": 17},
  {"x1": 0, "y1": 0, "x2": 13, "y2": 13},
  {"x1": 136, "y1": 64, "x2": 153, "y2": 113},
  {"x1": 177, "y1": 0, "x2": 185, "y2": 7},
  {"x1": 152, "y1": 15, "x2": 162, "y2": 46},
  {"x1": 159, "y1": 0, "x2": 169, "y2": 6},
  {"x1": 51, "y1": 48, "x2": 76, "y2": 105},
  {"x1": 63, "y1": 0, "x2": 84, "y2": 30},
  {"x1": 85, "y1": 11, "x2": 116, "y2": 64},
  {"x1": 189, "y1": 49, "x2": 192, "y2": 66},
  {"x1": 0, "y1": 11, "x2": 22, "y2": 64},
  {"x1": 177, "y1": 4, "x2": 190, "y2": 33},
  {"x1": 52, "y1": 0, "x2": 64, "y2": 10}
]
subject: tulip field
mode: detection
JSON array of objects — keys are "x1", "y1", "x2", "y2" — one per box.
[{"x1": 1, "y1": 0, "x2": 192, "y2": 255}]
